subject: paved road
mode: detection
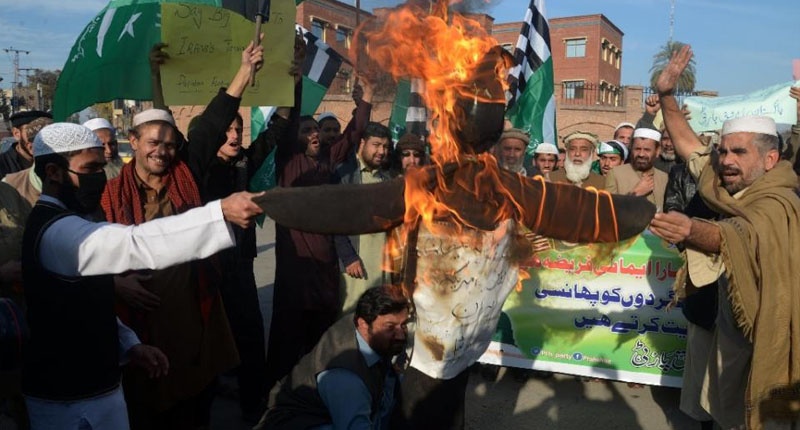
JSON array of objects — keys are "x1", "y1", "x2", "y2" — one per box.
[{"x1": 210, "y1": 221, "x2": 697, "y2": 430}]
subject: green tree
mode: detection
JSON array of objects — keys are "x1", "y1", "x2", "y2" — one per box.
[
  {"x1": 28, "y1": 69, "x2": 61, "y2": 109},
  {"x1": 649, "y1": 41, "x2": 696, "y2": 92}
]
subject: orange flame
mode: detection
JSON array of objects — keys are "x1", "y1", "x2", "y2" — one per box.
[{"x1": 362, "y1": 2, "x2": 503, "y2": 165}]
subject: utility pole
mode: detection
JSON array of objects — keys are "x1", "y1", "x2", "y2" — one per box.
[
  {"x1": 668, "y1": 0, "x2": 676, "y2": 43},
  {"x1": 4, "y1": 47, "x2": 31, "y2": 115}
]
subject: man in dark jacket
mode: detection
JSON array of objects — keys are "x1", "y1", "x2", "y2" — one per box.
[
  {"x1": 259, "y1": 286, "x2": 409, "y2": 430},
  {"x1": 0, "y1": 111, "x2": 52, "y2": 178},
  {"x1": 185, "y1": 41, "x2": 272, "y2": 423}
]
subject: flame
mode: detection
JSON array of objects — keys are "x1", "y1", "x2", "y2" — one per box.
[{"x1": 362, "y1": 2, "x2": 503, "y2": 165}]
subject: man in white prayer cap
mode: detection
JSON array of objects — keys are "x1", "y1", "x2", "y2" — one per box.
[
  {"x1": 20, "y1": 123, "x2": 264, "y2": 430},
  {"x1": 532, "y1": 142, "x2": 559, "y2": 179},
  {"x1": 83, "y1": 117, "x2": 124, "y2": 179},
  {"x1": 605, "y1": 127, "x2": 668, "y2": 210},
  {"x1": 650, "y1": 44, "x2": 800, "y2": 429}
]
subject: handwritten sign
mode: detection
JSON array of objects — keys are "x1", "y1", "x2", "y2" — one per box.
[
  {"x1": 160, "y1": 2, "x2": 295, "y2": 107},
  {"x1": 684, "y1": 81, "x2": 799, "y2": 132},
  {"x1": 478, "y1": 231, "x2": 687, "y2": 387}
]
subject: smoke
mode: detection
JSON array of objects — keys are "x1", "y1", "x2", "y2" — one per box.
[{"x1": 448, "y1": 0, "x2": 503, "y2": 14}]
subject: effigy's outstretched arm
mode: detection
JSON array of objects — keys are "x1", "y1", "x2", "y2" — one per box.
[
  {"x1": 431, "y1": 161, "x2": 655, "y2": 242},
  {"x1": 253, "y1": 162, "x2": 655, "y2": 241},
  {"x1": 252, "y1": 180, "x2": 406, "y2": 235}
]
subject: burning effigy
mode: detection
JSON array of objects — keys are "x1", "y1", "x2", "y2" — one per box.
[{"x1": 256, "y1": 0, "x2": 655, "y2": 426}]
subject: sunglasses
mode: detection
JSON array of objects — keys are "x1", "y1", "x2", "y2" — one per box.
[{"x1": 401, "y1": 151, "x2": 422, "y2": 158}]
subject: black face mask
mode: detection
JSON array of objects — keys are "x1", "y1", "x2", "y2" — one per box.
[{"x1": 60, "y1": 170, "x2": 107, "y2": 215}]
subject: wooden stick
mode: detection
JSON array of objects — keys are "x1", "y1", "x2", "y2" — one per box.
[{"x1": 250, "y1": 15, "x2": 263, "y2": 87}]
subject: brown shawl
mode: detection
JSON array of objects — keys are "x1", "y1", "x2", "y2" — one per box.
[{"x1": 697, "y1": 159, "x2": 800, "y2": 429}]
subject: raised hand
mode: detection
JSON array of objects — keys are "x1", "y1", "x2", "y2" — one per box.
[
  {"x1": 656, "y1": 44, "x2": 693, "y2": 96},
  {"x1": 242, "y1": 35, "x2": 265, "y2": 75},
  {"x1": 149, "y1": 43, "x2": 170, "y2": 71},
  {"x1": 645, "y1": 94, "x2": 661, "y2": 116}
]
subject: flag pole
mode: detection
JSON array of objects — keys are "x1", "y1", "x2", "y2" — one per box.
[
  {"x1": 354, "y1": 0, "x2": 361, "y2": 87},
  {"x1": 251, "y1": 0, "x2": 271, "y2": 87}
]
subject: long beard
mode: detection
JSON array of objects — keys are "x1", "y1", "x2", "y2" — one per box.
[
  {"x1": 565, "y1": 157, "x2": 592, "y2": 184},
  {"x1": 501, "y1": 158, "x2": 525, "y2": 174},
  {"x1": 661, "y1": 152, "x2": 676, "y2": 161}
]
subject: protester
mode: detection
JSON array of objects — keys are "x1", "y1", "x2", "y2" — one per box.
[
  {"x1": 532, "y1": 142, "x2": 559, "y2": 179},
  {"x1": 788, "y1": 86, "x2": 800, "y2": 173},
  {"x1": 181, "y1": 40, "x2": 277, "y2": 424},
  {"x1": 3, "y1": 117, "x2": 53, "y2": 207},
  {"x1": 334, "y1": 122, "x2": 393, "y2": 314},
  {"x1": 612, "y1": 122, "x2": 635, "y2": 148},
  {"x1": 605, "y1": 128, "x2": 668, "y2": 210},
  {"x1": 493, "y1": 128, "x2": 530, "y2": 175},
  {"x1": 597, "y1": 140, "x2": 628, "y2": 176},
  {"x1": 0, "y1": 111, "x2": 52, "y2": 178},
  {"x1": 258, "y1": 285, "x2": 409, "y2": 429},
  {"x1": 650, "y1": 44, "x2": 800, "y2": 430},
  {"x1": 548, "y1": 131, "x2": 605, "y2": 188},
  {"x1": 654, "y1": 127, "x2": 678, "y2": 173},
  {"x1": 266, "y1": 56, "x2": 376, "y2": 395},
  {"x1": 393, "y1": 133, "x2": 427, "y2": 174},
  {"x1": 100, "y1": 109, "x2": 240, "y2": 430},
  {"x1": 21, "y1": 122, "x2": 263, "y2": 430},
  {"x1": 83, "y1": 117, "x2": 125, "y2": 179},
  {"x1": 663, "y1": 152, "x2": 718, "y2": 430},
  {"x1": 0, "y1": 181, "x2": 30, "y2": 428},
  {"x1": 556, "y1": 147, "x2": 566, "y2": 170},
  {"x1": 318, "y1": 112, "x2": 342, "y2": 147}
]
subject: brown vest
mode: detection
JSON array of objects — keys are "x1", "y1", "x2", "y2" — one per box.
[{"x1": 262, "y1": 315, "x2": 385, "y2": 429}]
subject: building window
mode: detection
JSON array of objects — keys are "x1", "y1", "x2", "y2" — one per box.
[
  {"x1": 336, "y1": 26, "x2": 351, "y2": 48},
  {"x1": 601, "y1": 39, "x2": 608, "y2": 62},
  {"x1": 616, "y1": 51, "x2": 621, "y2": 69},
  {"x1": 565, "y1": 38, "x2": 586, "y2": 58},
  {"x1": 563, "y1": 80, "x2": 585, "y2": 99},
  {"x1": 311, "y1": 19, "x2": 326, "y2": 41}
]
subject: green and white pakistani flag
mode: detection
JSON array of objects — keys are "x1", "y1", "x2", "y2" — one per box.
[
  {"x1": 53, "y1": 0, "x2": 303, "y2": 120},
  {"x1": 505, "y1": 0, "x2": 556, "y2": 155}
]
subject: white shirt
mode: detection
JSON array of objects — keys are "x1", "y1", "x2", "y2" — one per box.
[{"x1": 37, "y1": 195, "x2": 235, "y2": 277}]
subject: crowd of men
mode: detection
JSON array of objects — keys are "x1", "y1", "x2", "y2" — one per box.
[{"x1": 1, "y1": 37, "x2": 800, "y2": 430}]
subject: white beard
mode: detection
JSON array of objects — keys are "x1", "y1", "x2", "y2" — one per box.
[
  {"x1": 661, "y1": 152, "x2": 676, "y2": 161},
  {"x1": 565, "y1": 157, "x2": 592, "y2": 184}
]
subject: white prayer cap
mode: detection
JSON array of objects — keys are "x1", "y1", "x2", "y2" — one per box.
[
  {"x1": 317, "y1": 112, "x2": 338, "y2": 122},
  {"x1": 33, "y1": 123, "x2": 102, "y2": 157},
  {"x1": 598, "y1": 140, "x2": 629, "y2": 160},
  {"x1": 132, "y1": 109, "x2": 175, "y2": 128},
  {"x1": 633, "y1": 128, "x2": 662, "y2": 142},
  {"x1": 721, "y1": 116, "x2": 777, "y2": 137},
  {"x1": 534, "y1": 142, "x2": 559, "y2": 155},
  {"x1": 614, "y1": 122, "x2": 635, "y2": 132},
  {"x1": 82, "y1": 117, "x2": 114, "y2": 131}
]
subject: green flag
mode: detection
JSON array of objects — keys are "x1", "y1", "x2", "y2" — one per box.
[
  {"x1": 53, "y1": 0, "x2": 295, "y2": 120},
  {"x1": 505, "y1": 0, "x2": 556, "y2": 157},
  {"x1": 388, "y1": 79, "x2": 412, "y2": 143}
]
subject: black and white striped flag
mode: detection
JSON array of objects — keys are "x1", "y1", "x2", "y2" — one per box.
[
  {"x1": 505, "y1": 0, "x2": 556, "y2": 151},
  {"x1": 406, "y1": 78, "x2": 428, "y2": 138},
  {"x1": 296, "y1": 24, "x2": 345, "y2": 90}
]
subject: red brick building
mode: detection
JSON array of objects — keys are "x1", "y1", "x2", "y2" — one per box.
[{"x1": 491, "y1": 14, "x2": 643, "y2": 140}]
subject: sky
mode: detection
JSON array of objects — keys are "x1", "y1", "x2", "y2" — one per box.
[{"x1": 0, "y1": 0, "x2": 797, "y2": 96}]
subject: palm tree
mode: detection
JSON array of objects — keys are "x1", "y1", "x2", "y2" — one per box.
[{"x1": 649, "y1": 41, "x2": 697, "y2": 93}]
